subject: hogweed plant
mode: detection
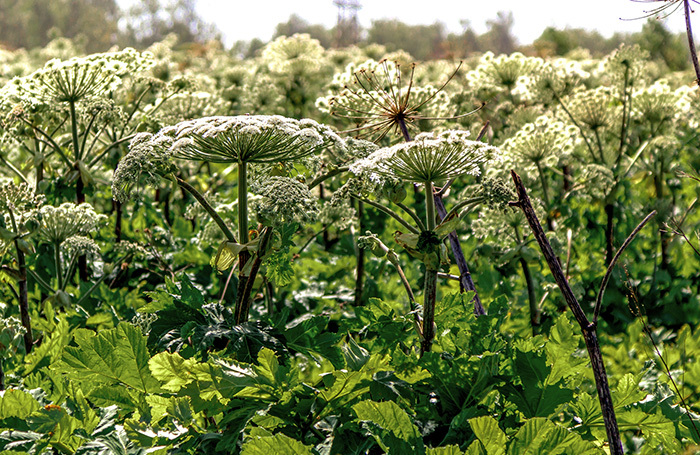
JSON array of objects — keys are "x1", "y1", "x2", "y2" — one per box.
[
  {"x1": 114, "y1": 114, "x2": 339, "y2": 324},
  {"x1": 317, "y1": 58, "x2": 479, "y2": 142},
  {"x1": 2, "y1": 49, "x2": 154, "y2": 203},
  {"x1": 0, "y1": 182, "x2": 44, "y2": 352},
  {"x1": 318, "y1": 58, "x2": 491, "y2": 319},
  {"x1": 349, "y1": 130, "x2": 500, "y2": 353}
]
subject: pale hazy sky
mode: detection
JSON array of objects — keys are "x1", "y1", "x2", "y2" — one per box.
[{"x1": 123, "y1": 0, "x2": 691, "y2": 46}]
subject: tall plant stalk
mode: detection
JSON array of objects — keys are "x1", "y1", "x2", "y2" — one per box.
[
  {"x1": 421, "y1": 180, "x2": 439, "y2": 354},
  {"x1": 8, "y1": 210, "x2": 32, "y2": 353},
  {"x1": 509, "y1": 170, "x2": 635, "y2": 455}
]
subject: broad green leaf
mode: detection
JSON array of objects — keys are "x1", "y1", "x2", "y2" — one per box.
[
  {"x1": 0, "y1": 389, "x2": 40, "y2": 420},
  {"x1": 353, "y1": 400, "x2": 422, "y2": 452},
  {"x1": 149, "y1": 351, "x2": 201, "y2": 392},
  {"x1": 241, "y1": 433, "x2": 313, "y2": 455},
  {"x1": 22, "y1": 318, "x2": 71, "y2": 376},
  {"x1": 66, "y1": 383, "x2": 100, "y2": 435},
  {"x1": 508, "y1": 418, "x2": 601, "y2": 455},
  {"x1": 464, "y1": 441, "x2": 488, "y2": 455},
  {"x1": 469, "y1": 416, "x2": 506, "y2": 455},
  {"x1": 428, "y1": 445, "x2": 466, "y2": 455},
  {"x1": 58, "y1": 323, "x2": 161, "y2": 394},
  {"x1": 87, "y1": 386, "x2": 145, "y2": 413},
  {"x1": 27, "y1": 405, "x2": 84, "y2": 453},
  {"x1": 546, "y1": 315, "x2": 586, "y2": 383},
  {"x1": 501, "y1": 349, "x2": 573, "y2": 418},
  {"x1": 613, "y1": 374, "x2": 647, "y2": 409}
]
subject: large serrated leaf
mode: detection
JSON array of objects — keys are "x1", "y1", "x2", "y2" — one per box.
[
  {"x1": 508, "y1": 418, "x2": 602, "y2": 455},
  {"x1": 469, "y1": 416, "x2": 506, "y2": 455},
  {"x1": 0, "y1": 389, "x2": 40, "y2": 420},
  {"x1": 353, "y1": 399, "x2": 422, "y2": 453},
  {"x1": 148, "y1": 351, "x2": 200, "y2": 392},
  {"x1": 58, "y1": 323, "x2": 161, "y2": 394},
  {"x1": 428, "y1": 445, "x2": 466, "y2": 454},
  {"x1": 240, "y1": 433, "x2": 313, "y2": 455}
]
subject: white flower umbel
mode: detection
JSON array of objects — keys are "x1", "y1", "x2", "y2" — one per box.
[
  {"x1": 36, "y1": 202, "x2": 106, "y2": 245},
  {"x1": 350, "y1": 130, "x2": 499, "y2": 184},
  {"x1": 21, "y1": 48, "x2": 153, "y2": 104},
  {"x1": 165, "y1": 115, "x2": 325, "y2": 164}
]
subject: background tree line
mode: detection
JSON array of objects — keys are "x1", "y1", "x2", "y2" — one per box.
[
  {"x1": 0, "y1": 0, "x2": 690, "y2": 71},
  {"x1": 0, "y1": 0, "x2": 218, "y2": 53}
]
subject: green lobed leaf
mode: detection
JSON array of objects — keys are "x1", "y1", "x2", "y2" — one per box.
[
  {"x1": 57, "y1": 322, "x2": 161, "y2": 394},
  {"x1": 353, "y1": 400, "x2": 422, "y2": 448},
  {"x1": 240, "y1": 433, "x2": 313, "y2": 455},
  {"x1": 508, "y1": 418, "x2": 602, "y2": 455},
  {"x1": 0, "y1": 389, "x2": 41, "y2": 421},
  {"x1": 428, "y1": 445, "x2": 466, "y2": 455},
  {"x1": 469, "y1": 416, "x2": 506, "y2": 455}
]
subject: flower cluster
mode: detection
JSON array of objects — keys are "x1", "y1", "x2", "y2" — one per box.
[
  {"x1": 62, "y1": 235, "x2": 103, "y2": 273},
  {"x1": 532, "y1": 57, "x2": 591, "y2": 102},
  {"x1": 566, "y1": 86, "x2": 618, "y2": 131},
  {"x1": 261, "y1": 34, "x2": 326, "y2": 76},
  {"x1": 36, "y1": 202, "x2": 106, "y2": 245},
  {"x1": 630, "y1": 80, "x2": 680, "y2": 128},
  {"x1": 598, "y1": 44, "x2": 650, "y2": 90},
  {"x1": 500, "y1": 115, "x2": 577, "y2": 169},
  {"x1": 350, "y1": 129, "x2": 499, "y2": 184},
  {"x1": 17, "y1": 48, "x2": 154, "y2": 103},
  {"x1": 251, "y1": 176, "x2": 319, "y2": 227},
  {"x1": 0, "y1": 182, "x2": 45, "y2": 215},
  {"x1": 466, "y1": 52, "x2": 544, "y2": 97},
  {"x1": 112, "y1": 132, "x2": 177, "y2": 203},
  {"x1": 316, "y1": 59, "x2": 454, "y2": 140},
  {"x1": 164, "y1": 115, "x2": 325, "y2": 163}
]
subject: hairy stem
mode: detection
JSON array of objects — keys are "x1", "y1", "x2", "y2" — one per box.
[
  {"x1": 685, "y1": 0, "x2": 700, "y2": 84},
  {"x1": 235, "y1": 227, "x2": 273, "y2": 324},
  {"x1": 8, "y1": 211, "x2": 32, "y2": 353},
  {"x1": 421, "y1": 180, "x2": 438, "y2": 355},
  {"x1": 354, "y1": 200, "x2": 366, "y2": 306},
  {"x1": 509, "y1": 170, "x2": 623, "y2": 455}
]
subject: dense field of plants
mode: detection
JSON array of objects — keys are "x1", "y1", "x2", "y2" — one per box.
[{"x1": 2, "y1": 16, "x2": 700, "y2": 454}]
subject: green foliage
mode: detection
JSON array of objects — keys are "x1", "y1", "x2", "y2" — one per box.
[{"x1": 2, "y1": 22, "x2": 700, "y2": 455}]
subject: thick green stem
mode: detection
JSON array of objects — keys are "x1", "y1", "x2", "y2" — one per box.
[
  {"x1": 354, "y1": 200, "x2": 365, "y2": 307},
  {"x1": 238, "y1": 162, "x2": 249, "y2": 246},
  {"x1": 54, "y1": 242, "x2": 64, "y2": 290},
  {"x1": 425, "y1": 181, "x2": 436, "y2": 232},
  {"x1": 420, "y1": 266, "x2": 438, "y2": 355},
  {"x1": 8, "y1": 211, "x2": 32, "y2": 353},
  {"x1": 236, "y1": 162, "x2": 250, "y2": 315},
  {"x1": 235, "y1": 227, "x2": 273, "y2": 324},
  {"x1": 421, "y1": 181, "x2": 438, "y2": 355},
  {"x1": 69, "y1": 100, "x2": 81, "y2": 161}
]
